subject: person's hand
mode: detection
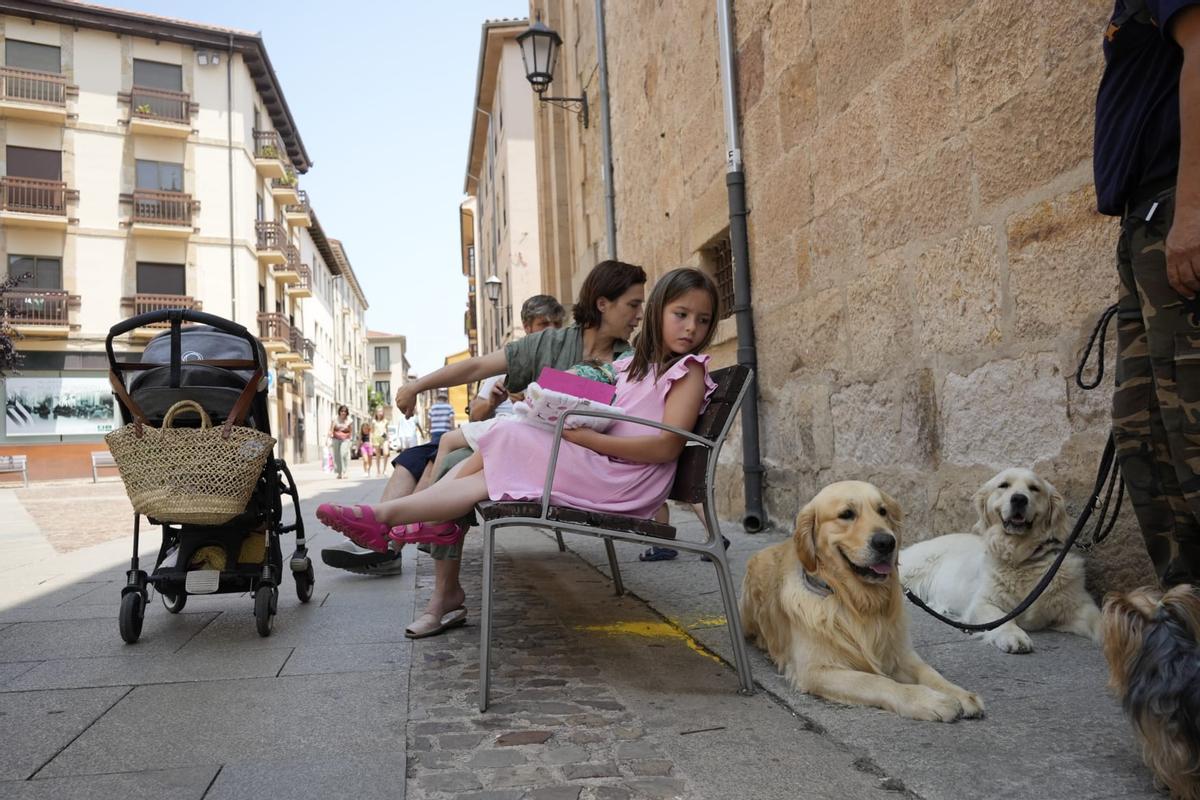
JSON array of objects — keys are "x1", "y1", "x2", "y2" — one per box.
[
  {"x1": 561, "y1": 426, "x2": 594, "y2": 447},
  {"x1": 1167, "y1": 199, "x2": 1200, "y2": 299},
  {"x1": 394, "y1": 384, "x2": 418, "y2": 417},
  {"x1": 487, "y1": 380, "x2": 508, "y2": 411}
]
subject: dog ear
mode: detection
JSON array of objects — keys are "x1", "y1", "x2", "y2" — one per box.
[
  {"x1": 1044, "y1": 479, "x2": 1070, "y2": 539},
  {"x1": 1161, "y1": 584, "x2": 1200, "y2": 641},
  {"x1": 1101, "y1": 591, "x2": 1150, "y2": 696},
  {"x1": 793, "y1": 501, "x2": 818, "y2": 573},
  {"x1": 880, "y1": 489, "x2": 904, "y2": 544},
  {"x1": 971, "y1": 485, "x2": 991, "y2": 535}
]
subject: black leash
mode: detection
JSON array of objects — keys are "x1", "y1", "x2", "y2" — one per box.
[{"x1": 903, "y1": 304, "x2": 1123, "y2": 632}]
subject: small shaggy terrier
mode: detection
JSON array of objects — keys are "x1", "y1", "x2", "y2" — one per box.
[{"x1": 1102, "y1": 584, "x2": 1200, "y2": 799}]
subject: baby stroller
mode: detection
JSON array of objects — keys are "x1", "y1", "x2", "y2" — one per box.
[{"x1": 105, "y1": 308, "x2": 312, "y2": 642}]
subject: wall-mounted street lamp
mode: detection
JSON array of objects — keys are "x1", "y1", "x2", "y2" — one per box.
[
  {"x1": 517, "y1": 18, "x2": 589, "y2": 128},
  {"x1": 483, "y1": 274, "x2": 502, "y2": 304}
]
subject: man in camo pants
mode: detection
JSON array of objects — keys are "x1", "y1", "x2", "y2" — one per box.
[{"x1": 1098, "y1": 0, "x2": 1200, "y2": 586}]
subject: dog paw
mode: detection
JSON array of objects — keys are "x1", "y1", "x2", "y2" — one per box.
[
  {"x1": 899, "y1": 686, "x2": 963, "y2": 722},
  {"x1": 953, "y1": 690, "x2": 986, "y2": 719},
  {"x1": 986, "y1": 628, "x2": 1033, "y2": 654}
]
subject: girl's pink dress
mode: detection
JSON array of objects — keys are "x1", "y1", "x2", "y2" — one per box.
[{"x1": 477, "y1": 354, "x2": 716, "y2": 519}]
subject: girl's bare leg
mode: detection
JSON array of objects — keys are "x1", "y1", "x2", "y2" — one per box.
[
  {"x1": 373, "y1": 471, "x2": 488, "y2": 526},
  {"x1": 429, "y1": 429, "x2": 467, "y2": 482}
]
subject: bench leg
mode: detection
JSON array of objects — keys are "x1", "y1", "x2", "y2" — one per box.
[
  {"x1": 554, "y1": 530, "x2": 566, "y2": 552},
  {"x1": 604, "y1": 537, "x2": 624, "y2": 596},
  {"x1": 708, "y1": 546, "x2": 755, "y2": 695},
  {"x1": 479, "y1": 520, "x2": 496, "y2": 712}
]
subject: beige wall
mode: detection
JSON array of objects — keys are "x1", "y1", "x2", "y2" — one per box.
[{"x1": 533, "y1": 0, "x2": 1153, "y2": 592}]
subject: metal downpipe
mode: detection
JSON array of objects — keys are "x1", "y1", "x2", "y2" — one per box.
[
  {"x1": 595, "y1": 0, "x2": 617, "y2": 259},
  {"x1": 716, "y1": 0, "x2": 765, "y2": 532}
]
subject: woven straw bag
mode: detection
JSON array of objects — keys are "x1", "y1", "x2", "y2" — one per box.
[{"x1": 105, "y1": 399, "x2": 275, "y2": 525}]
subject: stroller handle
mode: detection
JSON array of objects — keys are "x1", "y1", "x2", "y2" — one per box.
[{"x1": 105, "y1": 308, "x2": 262, "y2": 373}]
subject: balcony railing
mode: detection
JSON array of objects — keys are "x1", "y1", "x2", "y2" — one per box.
[
  {"x1": 128, "y1": 86, "x2": 195, "y2": 124},
  {"x1": 253, "y1": 129, "x2": 286, "y2": 161},
  {"x1": 130, "y1": 190, "x2": 196, "y2": 226},
  {"x1": 271, "y1": 169, "x2": 299, "y2": 193},
  {"x1": 121, "y1": 293, "x2": 199, "y2": 325},
  {"x1": 285, "y1": 189, "x2": 310, "y2": 216},
  {"x1": 0, "y1": 66, "x2": 72, "y2": 106},
  {"x1": 2, "y1": 289, "x2": 76, "y2": 326},
  {"x1": 255, "y1": 220, "x2": 289, "y2": 251},
  {"x1": 257, "y1": 311, "x2": 291, "y2": 343},
  {"x1": 291, "y1": 262, "x2": 312, "y2": 292},
  {"x1": 0, "y1": 177, "x2": 76, "y2": 215}
]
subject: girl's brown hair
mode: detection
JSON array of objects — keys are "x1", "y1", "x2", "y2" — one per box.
[
  {"x1": 572, "y1": 260, "x2": 648, "y2": 328},
  {"x1": 625, "y1": 267, "x2": 719, "y2": 383}
]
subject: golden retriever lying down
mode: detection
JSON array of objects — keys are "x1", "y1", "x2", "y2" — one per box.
[{"x1": 740, "y1": 481, "x2": 985, "y2": 722}]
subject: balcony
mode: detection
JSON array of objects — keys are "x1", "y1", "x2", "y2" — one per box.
[
  {"x1": 280, "y1": 328, "x2": 314, "y2": 370},
  {"x1": 269, "y1": 169, "x2": 300, "y2": 206},
  {"x1": 287, "y1": 262, "x2": 312, "y2": 298},
  {"x1": 257, "y1": 311, "x2": 291, "y2": 354},
  {"x1": 0, "y1": 177, "x2": 77, "y2": 229},
  {"x1": 125, "y1": 86, "x2": 196, "y2": 138},
  {"x1": 271, "y1": 245, "x2": 302, "y2": 286},
  {"x1": 120, "y1": 293, "x2": 201, "y2": 339},
  {"x1": 126, "y1": 190, "x2": 197, "y2": 238},
  {"x1": 2, "y1": 289, "x2": 78, "y2": 337},
  {"x1": 0, "y1": 67, "x2": 76, "y2": 123},
  {"x1": 255, "y1": 220, "x2": 289, "y2": 266},
  {"x1": 283, "y1": 189, "x2": 311, "y2": 227},
  {"x1": 252, "y1": 129, "x2": 288, "y2": 180}
]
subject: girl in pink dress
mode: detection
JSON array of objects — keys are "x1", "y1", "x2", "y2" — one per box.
[{"x1": 316, "y1": 267, "x2": 720, "y2": 563}]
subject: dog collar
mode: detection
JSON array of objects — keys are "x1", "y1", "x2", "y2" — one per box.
[{"x1": 800, "y1": 568, "x2": 833, "y2": 598}]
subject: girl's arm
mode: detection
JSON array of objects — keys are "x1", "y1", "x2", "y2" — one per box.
[{"x1": 561, "y1": 361, "x2": 708, "y2": 464}]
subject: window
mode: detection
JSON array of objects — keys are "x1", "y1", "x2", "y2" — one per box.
[
  {"x1": 374, "y1": 346, "x2": 390, "y2": 371},
  {"x1": 132, "y1": 59, "x2": 182, "y2": 91},
  {"x1": 6, "y1": 40, "x2": 60, "y2": 73},
  {"x1": 135, "y1": 160, "x2": 183, "y2": 192},
  {"x1": 258, "y1": 283, "x2": 266, "y2": 313},
  {"x1": 700, "y1": 234, "x2": 735, "y2": 320},
  {"x1": 136, "y1": 262, "x2": 185, "y2": 295},
  {"x1": 501, "y1": 173, "x2": 507, "y2": 228},
  {"x1": 375, "y1": 380, "x2": 390, "y2": 399},
  {"x1": 7, "y1": 145, "x2": 61, "y2": 180},
  {"x1": 256, "y1": 193, "x2": 264, "y2": 222},
  {"x1": 8, "y1": 255, "x2": 61, "y2": 289}
]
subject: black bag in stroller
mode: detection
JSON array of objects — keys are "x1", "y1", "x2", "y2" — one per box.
[{"x1": 105, "y1": 308, "x2": 313, "y2": 642}]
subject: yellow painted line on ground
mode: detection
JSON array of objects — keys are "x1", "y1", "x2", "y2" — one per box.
[
  {"x1": 686, "y1": 615, "x2": 727, "y2": 629},
  {"x1": 576, "y1": 620, "x2": 723, "y2": 663}
]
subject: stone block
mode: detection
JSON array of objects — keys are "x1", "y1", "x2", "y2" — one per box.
[
  {"x1": 902, "y1": 0, "x2": 973, "y2": 35},
  {"x1": 777, "y1": 49, "x2": 817, "y2": 153},
  {"x1": 923, "y1": 465, "x2": 997, "y2": 539},
  {"x1": 915, "y1": 226, "x2": 1002, "y2": 355},
  {"x1": 812, "y1": 0, "x2": 906, "y2": 120},
  {"x1": 808, "y1": 197, "x2": 865, "y2": 282},
  {"x1": 486, "y1": 765, "x2": 555, "y2": 788},
  {"x1": 954, "y1": 0, "x2": 1043, "y2": 122},
  {"x1": 563, "y1": 761, "x2": 622, "y2": 780},
  {"x1": 766, "y1": 0, "x2": 813, "y2": 78},
  {"x1": 420, "y1": 771, "x2": 482, "y2": 793},
  {"x1": 469, "y1": 749, "x2": 528, "y2": 769},
  {"x1": 496, "y1": 730, "x2": 553, "y2": 747},
  {"x1": 970, "y1": 41, "x2": 1102, "y2": 209},
  {"x1": 1038, "y1": 0, "x2": 1113, "y2": 73},
  {"x1": 0, "y1": 767, "x2": 218, "y2": 800},
  {"x1": 756, "y1": 286, "x2": 844, "y2": 379},
  {"x1": 862, "y1": 138, "x2": 973, "y2": 257},
  {"x1": 941, "y1": 353, "x2": 1072, "y2": 467},
  {"x1": 831, "y1": 371, "x2": 939, "y2": 470},
  {"x1": 759, "y1": 378, "x2": 834, "y2": 472},
  {"x1": 526, "y1": 787, "x2": 583, "y2": 800},
  {"x1": 880, "y1": 33, "x2": 959, "y2": 164},
  {"x1": 748, "y1": 144, "x2": 814, "y2": 263},
  {"x1": 1007, "y1": 186, "x2": 1119, "y2": 342},
  {"x1": 843, "y1": 255, "x2": 916, "y2": 377},
  {"x1": 811, "y1": 93, "x2": 885, "y2": 207},
  {"x1": 741, "y1": 87, "x2": 781, "y2": 175},
  {"x1": 0, "y1": 686, "x2": 131, "y2": 780},
  {"x1": 737, "y1": 26, "x2": 766, "y2": 116}
]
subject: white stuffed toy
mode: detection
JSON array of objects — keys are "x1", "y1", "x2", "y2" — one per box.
[{"x1": 513, "y1": 381, "x2": 625, "y2": 432}]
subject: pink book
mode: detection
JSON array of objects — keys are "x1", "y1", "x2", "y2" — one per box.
[{"x1": 535, "y1": 367, "x2": 616, "y2": 405}]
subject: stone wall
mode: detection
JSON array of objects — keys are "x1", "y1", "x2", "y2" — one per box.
[{"x1": 533, "y1": 0, "x2": 1155, "y2": 592}]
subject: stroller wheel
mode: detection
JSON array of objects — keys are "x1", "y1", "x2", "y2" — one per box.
[
  {"x1": 161, "y1": 590, "x2": 187, "y2": 614},
  {"x1": 119, "y1": 592, "x2": 145, "y2": 644},
  {"x1": 294, "y1": 561, "x2": 315, "y2": 604},
  {"x1": 254, "y1": 585, "x2": 276, "y2": 637}
]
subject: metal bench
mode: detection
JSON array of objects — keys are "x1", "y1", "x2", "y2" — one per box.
[
  {"x1": 474, "y1": 364, "x2": 756, "y2": 711},
  {"x1": 0, "y1": 454, "x2": 29, "y2": 488},
  {"x1": 91, "y1": 450, "x2": 118, "y2": 482}
]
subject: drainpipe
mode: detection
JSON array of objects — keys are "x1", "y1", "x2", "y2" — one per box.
[
  {"x1": 716, "y1": 0, "x2": 765, "y2": 533},
  {"x1": 595, "y1": 0, "x2": 617, "y2": 259},
  {"x1": 227, "y1": 35, "x2": 237, "y2": 322}
]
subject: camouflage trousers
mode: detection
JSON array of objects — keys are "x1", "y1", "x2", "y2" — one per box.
[{"x1": 1113, "y1": 186, "x2": 1200, "y2": 587}]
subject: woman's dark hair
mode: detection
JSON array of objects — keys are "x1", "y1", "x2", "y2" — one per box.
[
  {"x1": 625, "y1": 267, "x2": 719, "y2": 383},
  {"x1": 572, "y1": 260, "x2": 648, "y2": 328},
  {"x1": 337, "y1": 405, "x2": 349, "y2": 415}
]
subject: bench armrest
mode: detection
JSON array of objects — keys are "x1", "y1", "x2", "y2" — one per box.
[{"x1": 538, "y1": 409, "x2": 715, "y2": 518}]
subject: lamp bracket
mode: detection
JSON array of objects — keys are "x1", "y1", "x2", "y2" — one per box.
[{"x1": 539, "y1": 92, "x2": 589, "y2": 128}]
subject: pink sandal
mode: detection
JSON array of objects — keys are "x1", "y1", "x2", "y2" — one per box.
[
  {"x1": 387, "y1": 521, "x2": 467, "y2": 547},
  {"x1": 316, "y1": 503, "x2": 391, "y2": 553}
]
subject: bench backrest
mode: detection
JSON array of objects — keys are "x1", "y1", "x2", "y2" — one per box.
[
  {"x1": 669, "y1": 365, "x2": 751, "y2": 504},
  {"x1": 0, "y1": 455, "x2": 27, "y2": 470},
  {"x1": 92, "y1": 451, "x2": 115, "y2": 463}
]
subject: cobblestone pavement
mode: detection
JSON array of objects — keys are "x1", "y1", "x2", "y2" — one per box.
[{"x1": 14, "y1": 480, "x2": 132, "y2": 552}]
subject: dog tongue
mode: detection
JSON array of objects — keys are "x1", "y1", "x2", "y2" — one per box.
[{"x1": 870, "y1": 562, "x2": 892, "y2": 575}]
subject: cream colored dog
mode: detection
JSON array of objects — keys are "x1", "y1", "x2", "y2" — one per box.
[
  {"x1": 900, "y1": 468, "x2": 1101, "y2": 654},
  {"x1": 740, "y1": 481, "x2": 985, "y2": 722}
]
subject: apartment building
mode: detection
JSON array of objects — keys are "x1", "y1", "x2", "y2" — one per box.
[
  {"x1": 0, "y1": 2, "x2": 371, "y2": 480},
  {"x1": 463, "y1": 18, "x2": 542, "y2": 356}
]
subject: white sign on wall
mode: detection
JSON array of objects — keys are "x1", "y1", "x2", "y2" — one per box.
[{"x1": 3, "y1": 376, "x2": 118, "y2": 436}]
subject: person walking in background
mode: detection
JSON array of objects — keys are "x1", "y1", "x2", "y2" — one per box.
[
  {"x1": 427, "y1": 389, "x2": 456, "y2": 444},
  {"x1": 370, "y1": 406, "x2": 390, "y2": 477},
  {"x1": 359, "y1": 420, "x2": 375, "y2": 476},
  {"x1": 329, "y1": 405, "x2": 353, "y2": 480}
]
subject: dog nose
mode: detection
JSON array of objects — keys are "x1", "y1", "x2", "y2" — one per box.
[
  {"x1": 869, "y1": 531, "x2": 896, "y2": 555},
  {"x1": 1011, "y1": 493, "x2": 1028, "y2": 509}
]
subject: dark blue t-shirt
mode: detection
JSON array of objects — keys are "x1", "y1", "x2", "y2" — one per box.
[{"x1": 1094, "y1": 0, "x2": 1198, "y2": 216}]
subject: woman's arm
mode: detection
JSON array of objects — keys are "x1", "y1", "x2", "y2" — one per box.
[
  {"x1": 394, "y1": 350, "x2": 507, "y2": 417},
  {"x1": 561, "y1": 361, "x2": 708, "y2": 464}
]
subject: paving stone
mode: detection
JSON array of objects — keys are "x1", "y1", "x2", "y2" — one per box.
[
  {"x1": 627, "y1": 760, "x2": 674, "y2": 777},
  {"x1": 205, "y1": 756, "x2": 404, "y2": 800},
  {"x1": 0, "y1": 766, "x2": 218, "y2": 799},
  {"x1": 0, "y1": 686, "x2": 131, "y2": 780},
  {"x1": 525, "y1": 787, "x2": 583, "y2": 800},
  {"x1": 584, "y1": 788, "x2": 632, "y2": 800},
  {"x1": 563, "y1": 762, "x2": 622, "y2": 780},
  {"x1": 487, "y1": 765, "x2": 556, "y2": 788},
  {"x1": 625, "y1": 777, "x2": 688, "y2": 800},
  {"x1": 417, "y1": 750, "x2": 462, "y2": 770},
  {"x1": 440, "y1": 732, "x2": 487, "y2": 749},
  {"x1": 6, "y1": 646, "x2": 291, "y2": 691},
  {"x1": 541, "y1": 745, "x2": 590, "y2": 765},
  {"x1": 419, "y1": 771, "x2": 482, "y2": 793},
  {"x1": 469, "y1": 749, "x2": 528, "y2": 768},
  {"x1": 459, "y1": 791, "x2": 524, "y2": 800},
  {"x1": 413, "y1": 721, "x2": 468, "y2": 735},
  {"x1": 497, "y1": 730, "x2": 554, "y2": 747},
  {"x1": 615, "y1": 742, "x2": 664, "y2": 760}
]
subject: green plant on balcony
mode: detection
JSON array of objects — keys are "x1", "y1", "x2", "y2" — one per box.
[
  {"x1": 135, "y1": 103, "x2": 152, "y2": 115},
  {"x1": 278, "y1": 172, "x2": 297, "y2": 188},
  {"x1": 0, "y1": 272, "x2": 31, "y2": 376},
  {"x1": 258, "y1": 144, "x2": 279, "y2": 159}
]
